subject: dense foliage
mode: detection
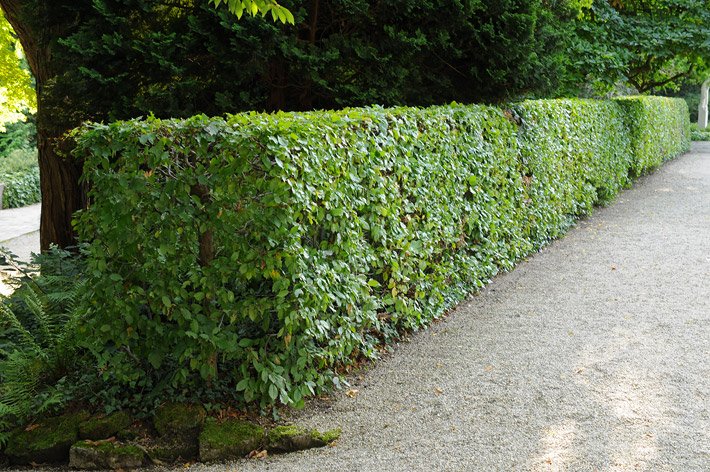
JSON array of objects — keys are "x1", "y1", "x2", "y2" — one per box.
[
  {"x1": 0, "y1": 162, "x2": 39, "y2": 208},
  {"x1": 0, "y1": 116, "x2": 34, "y2": 157},
  {"x1": 2, "y1": 0, "x2": 591, "y2": 249},
  {"x1": 615, "y1": 96, "x2": 692, "y2": 174},
  {"x1": 49, "y1": 0, "x2": 581, "y2": 127},
  {"x1": 691, "y1": 123, "x2": 710, "y2": 141},
  {"x1": 573, "y1": 0, "x2": 710, "y2": 95},
  {"x1": 0, "y1": 247, "x2": 88, "y2": 446},
  {"x1": 211, "y1": 0, "x2": 294, "y2": 23},
  {"x1": 0, "y1": 146, "x2": 39, "y2": 208},
  {"x1": 0, "y1": 11, "x2": 34, "y2": 129},
  {"x1": 3, "y1": 0, "x2": 706, "y2": 249},
  {"x1": 72, "y1": 96, "x2": 689, "y2": 409}
]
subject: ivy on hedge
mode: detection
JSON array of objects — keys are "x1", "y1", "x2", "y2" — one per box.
[{"x1": 73, "y1": 96, "x2": 689, "y2": 408}]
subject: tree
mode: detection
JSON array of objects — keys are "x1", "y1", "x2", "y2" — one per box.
[
  {"x1": 1, "y1": 0, "x2": 581, "y2": 250},
  {"x1": 0, "y1": 10, "x2": 34, "y2": 130},
  {"x1": 0, "y1": 1, "x2": 85, "y2": 250},
  {"x1": 0, "y1": 0, "x2": 291, "y2": 251},
  {"x1": 572, "y1": 0, "x2": 710, "y2": 94},
  {"x1": 212, "y1": 0, "x2": 293, "y2": 23}
]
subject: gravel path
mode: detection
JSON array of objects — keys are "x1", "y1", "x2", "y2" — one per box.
[{"x1": 190, "y1": 143, "x2": 710, "y2": 471}]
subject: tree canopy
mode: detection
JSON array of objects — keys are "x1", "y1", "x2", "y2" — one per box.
[
  {"x1": 0, "y1": 10, "x2": 34, "y2": 129},
  {"x1": 573, "y1": 0, "x2": 710, "y2": 94},
  {"x1": 51, "y1": 0, "x2": 583, "y2": 123},
  {"x1": 211, "y1": 0, "x2": 294, "y2": 23}
]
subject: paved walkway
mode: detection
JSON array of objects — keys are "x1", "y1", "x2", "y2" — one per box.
[
  {"x1": 191, "y1": 143, "x2": 709, "y2": 471},
  {"x1": 0, "y1": 202, "x2": 40, "y2": 262},
  {"x1": 0, "y1": 202, "x2": 40, "y2": 243},
  {"x1": 0, "y1": 203, "x2": 40, "y2": 294}
]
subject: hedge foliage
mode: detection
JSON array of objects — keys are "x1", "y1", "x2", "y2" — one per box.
[
  {"x1": 0, "y1": 149, "x2": 41, "y2": 209},
  {"x1": 614, "y1": 97, "x2": 690, "y2": 175},
  {"x1": 74, "y1": 96, "x2": 689, "y2": 408},
  {"x1": 690, "y1": 123, "x2": 710, "y2": 141}
]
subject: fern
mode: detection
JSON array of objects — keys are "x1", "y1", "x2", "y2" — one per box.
[{"x1": 0, "y1": 245, "x2": 87, "y2": 446}]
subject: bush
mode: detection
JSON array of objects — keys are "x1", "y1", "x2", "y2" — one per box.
[
  {"x1": 690, "y1": 123, "x2": 710, "y2": 141},
  {"x1": 0, "y1": 148, "x2": 41, "y2": 209},
  {"x1": 0, "y1": 118, "x2": 36, "y2": 158},
  {"x1": 614, "y1": 96, "x2": 690, "y2": 175},
  {"x1": 0, "y1": 147, "x2": 36, "y2": 174},
  {"x1": 73, "y1": 96, "x2": 690, "y2": 409},
  {"x1": 513, "y1": 99, "x2": 633, "y2": 244}
]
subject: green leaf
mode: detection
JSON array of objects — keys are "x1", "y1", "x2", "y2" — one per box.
[
  {"x1": 148, "y1": 351, "x2": 163, "y2": 369},
  {"x1": 236, "y1": 378, "x2": 250, "y2": 391}
]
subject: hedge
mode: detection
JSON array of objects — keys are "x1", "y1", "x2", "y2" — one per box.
[
  {"x1": 690, "y1": 124, "x2": 710, "y2": 141},
  {"x1": 73, "y1": 96, "x2": 689, "y2": 408},
  {"x1": 614, "y1": 97, "x2": 690, "y2": 175},
  {"x1": 1, "y1": 167, "x2": 41, "y2": 209},
  {"x1": 0, "y1": 148, "x2": 41, "y2": 209}
]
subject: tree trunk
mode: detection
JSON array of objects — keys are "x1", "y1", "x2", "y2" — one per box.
[
  {"x1": 36, "y1": 122, "x2": 84, "y2": 250},
  {"x1": 699, "y1": 78, "x2": 710, "y2": 130},
  {"x1": 0, "y1": 0, "x2": 84, "y2": 250}
]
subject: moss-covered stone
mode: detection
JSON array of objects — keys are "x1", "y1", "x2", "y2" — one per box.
[
  {"x1": 312, "y1": 427, "x2": 342, "y2": 444},
  {"x1": 115, "y1": 420, "x2": 151, "y2": 441},
  {"x1": 199, "y1": 418, "x2": 264, "y2": 462},
  {"x1": 4, "y1": 411, "x2": 89, "y2": 465},
  {"x1": 267, "y1": 425, "x2": 341, "y2": 453},
  {"x1": 69, "y1": 440, "x2": 145, "y2": 469},
  {"x1": 79, "y1": 412, "x2": 133, "y2": 440},
  {"x1": 144, "y1": 434, "x2": 199, "y2": 463},
  {"x1": 153, "y1": 403, "x2": 206, "y2": 438}
]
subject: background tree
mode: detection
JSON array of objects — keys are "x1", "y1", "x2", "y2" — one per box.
[
  {"x1": 1, "y1": 0, "x2": 583, "y2": 250},
  {"x1": 572, "y1": 0, "x2": 710, "y2": 95},
  {"x1": 0, "y1": 10, "x2": 33, "y2": 129}
]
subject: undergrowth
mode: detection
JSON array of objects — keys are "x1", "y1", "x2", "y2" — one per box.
[{"x1": 0, "y1": 246, "x2": 87, "y2": 446}]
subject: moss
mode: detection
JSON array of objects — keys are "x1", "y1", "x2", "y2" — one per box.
[
  {"x1": 144, "y1": 435, "x2": 199, "y2": 463},
  {"x1": 4, "y1": 411, "x2": 89, "y2": 464},
  {"x1": 115, "y1": 420, "x2": 151, "y2": 441},
  {"x1": 116, "y1": 428, "x2": 139, "y2": 441},
  {"x1": 268, "y1": 425, "x2": 309, "y2": 444},
  {"x1": 79, "y1": 411, "x2": 132, "y2": 440},
  {"x1": 199, "y1": 418, "x2": 264, "y2": 462},
  {"x1": 200, "y1": 418, "x2": 263, "y2": 449},
  {"x1": 73, "y1": 440, "x2": 144, "y2": 459},
  {"x1": 69, "y1": 440, "x2": 145, "y2": 469},
  {"x1": 267, "y1": 425, "x2": 340, "y2": 453},
  {"x1": 313, "y1": 427, "x2": 341, "y2": 444},
  {"x1": 153, "y1": 403, "x2": 206, "y2": 437}
]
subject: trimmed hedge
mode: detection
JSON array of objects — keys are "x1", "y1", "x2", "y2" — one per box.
[
  {"x1": 513, "y1": 99, "x2": 632, "y2": 244},
  {"x1": 74, "y1": 96, "x2": 689, "y2": 408},
  {"x1": 0, "y1": 149, "x2": 41, "y2": 209},
  {"x1": 1, "y1": 167, "x2": 41, "y2": 209},
  {"x1": 614, "y1": 97, "x2": 690, "y2": 175},
  {"x1": 690, "y1": 124, "x2": 710, "y2": 141}
]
